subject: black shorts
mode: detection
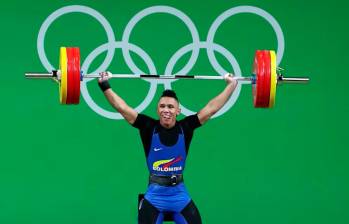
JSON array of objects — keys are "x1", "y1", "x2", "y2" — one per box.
[{"x1": 138, "y1": 198, "x2": 202, "y2": 224}]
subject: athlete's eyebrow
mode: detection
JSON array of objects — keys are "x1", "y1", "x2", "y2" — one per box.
[{"x1": 159, "y1": 103, "x2": 175, "y2": 108}]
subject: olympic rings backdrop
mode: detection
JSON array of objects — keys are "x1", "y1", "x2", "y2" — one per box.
[{"x1": 1, "y1": 0, "x2": 348, "y2": 223}]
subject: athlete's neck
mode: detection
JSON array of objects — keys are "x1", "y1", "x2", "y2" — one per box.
[{"x1": 160, "y1": 121, "x2": 176, "y2": 129}]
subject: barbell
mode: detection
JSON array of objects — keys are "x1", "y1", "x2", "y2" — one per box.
[{"x1": 25, "y1": 47, "x2": 309, "y2": 107}]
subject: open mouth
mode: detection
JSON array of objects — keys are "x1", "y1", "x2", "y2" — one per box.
[{"x1": 162, "y1": 114, "x2": 171, "y2": 121}]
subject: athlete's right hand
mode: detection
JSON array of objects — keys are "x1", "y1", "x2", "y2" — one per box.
[
  {"x1": 98, "y1": 71, "x2": 112, "y2": 83},
  {"x1": 224, "y1": 73, "x2": 237, "y2": 86}
]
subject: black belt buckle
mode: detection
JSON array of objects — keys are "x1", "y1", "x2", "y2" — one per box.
[{"x1": 170, "y1": 175, "x2": 177, "y2": 186}]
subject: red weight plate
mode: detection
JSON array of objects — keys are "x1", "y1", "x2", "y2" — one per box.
[
  {"x1": 257, "y1": 51, "x2": 265, "y2": 107},
  {"x1": 74, "y1": 47, "x2": 81, "y2": 104},
  {"x1": 66, "y1": 47, "x2": 75, "y2": 104},
  {"x1": 252, "y1": 50, "x2": 260, "y2": 107},
  {"x1": 253, "y1": 50, "x2": 265, "y2": 107},
  {"x1": 66, "y1": 47, "x2": 81, "y2": 104},
  {"x1": 261, "y1": 50, "x2": 271, "y2": 107},
  {"x1": 70, "y1": 47, "x2": 78, "y2": 104},
  {"x1": 70, "y1": 47, "x2": 77, "y2": 104}
]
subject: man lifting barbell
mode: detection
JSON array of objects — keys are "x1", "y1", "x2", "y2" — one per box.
[
  {"x1": 98, "y1": 71, "x2": 237, "y2": 224},
  {"x1": 25, "y1": 47, "x2": 309, "y2": 223}
]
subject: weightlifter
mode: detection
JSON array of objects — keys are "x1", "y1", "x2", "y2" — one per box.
[{"x1": 98, "y1": 72, "x2": 238, "y2": 224}]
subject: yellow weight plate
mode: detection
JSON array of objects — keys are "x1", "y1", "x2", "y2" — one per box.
[
  {"x1": 59, "y1": 47, "x2": 68, "y2": 104},
  {"x1": 269, "y1": 50, "x2": 277, "y2": 108}
]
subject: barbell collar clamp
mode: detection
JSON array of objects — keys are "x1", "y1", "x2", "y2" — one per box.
[
  {"x1": 277, "y1": 74, "x2": 309, "y2": 84},
  {"x1": 25, "y1": 72, "x2": 56, "y2": 79}
]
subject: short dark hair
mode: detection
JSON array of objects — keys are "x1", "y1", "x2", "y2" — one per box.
[{"x1": 160, "y1": 89, "x2": 179, "y2": 102}]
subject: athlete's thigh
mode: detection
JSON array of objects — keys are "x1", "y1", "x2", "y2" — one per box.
[
  {"x1": 138, "y1": 198, "x2": 162, "y2": 224},
  {"x1": 180, "y1": 200, "x2": 202, "y2": 224}
]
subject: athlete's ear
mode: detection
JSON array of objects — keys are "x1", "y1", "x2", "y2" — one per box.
[{"x1": 177, "y1": 107, "x2": 181, "y2": 115}]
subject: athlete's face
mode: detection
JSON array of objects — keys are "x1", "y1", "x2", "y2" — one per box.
[{"x1": 157, "y1": 97, "x2": 181, "y2": 128}]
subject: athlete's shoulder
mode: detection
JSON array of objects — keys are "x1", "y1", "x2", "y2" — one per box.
[
  {"x1": 178, "y1": 114, "x2": 201, "y2": 130},
  {"x1": 132, "y1": 113, "x2": 158, "y2": 129}
]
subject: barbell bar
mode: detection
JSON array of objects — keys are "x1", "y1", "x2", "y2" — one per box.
[{"x1": 25, "y1": 47, "x2": 309, "y2": 107}]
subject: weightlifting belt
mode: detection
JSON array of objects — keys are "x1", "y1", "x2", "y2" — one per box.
[{"x1": 149, "y1": 174, "x2": 183, "y2": 186}]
